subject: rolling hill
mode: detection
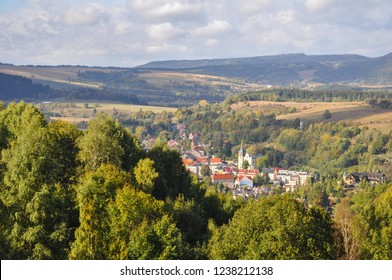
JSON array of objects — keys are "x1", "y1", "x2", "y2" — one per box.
[
  {"x1": 137, "y1": 52, "x2": 392, "y2": 86},
  {"x1": 1, "y1": 52, "x2": 392, "y2": 107}
]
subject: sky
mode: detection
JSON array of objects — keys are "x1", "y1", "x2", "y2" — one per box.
[{"x1": 0, "y1": 0, "x2": 391, "y2": 67}]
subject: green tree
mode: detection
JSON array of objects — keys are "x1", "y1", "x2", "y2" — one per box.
[
  {"x1": 77, "y1": 113, "x2": 124, "y2": 171},
  {"x1": 133, "y1": 158, "x2": 159, "y2": 194},
  {"x1": 0, "y1": 103, "x2": 73, "y2": 259},
  {"x1": 107, "y1": 185, "x2": 166, "y2": 259},
  {"x1": 171, "y1": 195, "x2": 208, "y2": 245},
  {"x1": 200, "y1": 164, "x2": 210, "y2": 177},
  {"x1": 148, "y1": 143, "x2": 199, "y2": 200},
  {"x1": 354, "y1": 185, "x2": 392, "y2": 259},
  {"x1": 77, "y1": 113, "x2": 143, "y2": 172},
  {"x1": 208, "y1": 195, "x2": 335, "y2": 259},
  {"x1": 275, "y1": 129, "x2": 305, "y2": 151},
  {"x1": 125, "y1": 215, "x2": 186, "y2": 260},
  {"x1": 323, "y1": 110, "x2": 332, "y2": 120},
  {"x1": 69, "y1": 164, "x2": 129, "y2": 259},
  {"x1": 333, "y1": 198, "x2": 361, "y2": 259}
]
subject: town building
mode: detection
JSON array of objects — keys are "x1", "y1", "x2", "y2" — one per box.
[
  {"x1": 235, "y1": 175, "x2": 254, "y2": 188},
  {"x1": 344, "y1": 172, "x2": 386, "y2": 187},
  {"x1": 211, "y1": 173, "x2": 235, "y2": 188}
]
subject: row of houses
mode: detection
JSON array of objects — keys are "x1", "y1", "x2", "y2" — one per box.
[
  {"x1": 343, "y1": 171, "x2": 386, "y2": 187},
  {"x1": 210, "y1": 168, "x2": 312, "y2": 190}
]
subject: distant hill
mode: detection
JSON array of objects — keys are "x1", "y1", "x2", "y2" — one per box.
[
  {"x1": 137, "y1": 53, "x2": 392, "y2": 86},
  {"x1": 1, "y1": 52, "x2": 392, "y2": 107}
]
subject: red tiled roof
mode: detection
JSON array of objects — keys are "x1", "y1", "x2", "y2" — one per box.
[
  {"x1": 212, "y1": 174, "x2": 234, "y2": 180},
  {"x1": 237, "y1": 169, "x2": 259, "y2": 175},
  {"x1": 196, "y1": 157, "x2": 209, "y2": 163},
  {"x1": 182, "y1": 159, "x2": 195, "y2": 165},
  {"x1": 210, "y1": 158, "x2": 222, "y2": 163},
  {"x1": 236, "y1": 175, "x2": 253, "y2": 181}
]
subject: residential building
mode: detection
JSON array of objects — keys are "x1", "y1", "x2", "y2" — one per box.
[
  {"x1": 211, "y1": 173, "x2": 235, "y2": 188},
  {"x1": 344, "y1": 172, "x2": 386, "y2": 186},
  {"x1": 182, "y1": 159, "x2": 200, "y2": 177},
  {"x1": 237, "y1": 169, "x2": 260, "y2": 179},
  {"x1": 235, "y1": 175, "x2": 254, "y2": 188}
]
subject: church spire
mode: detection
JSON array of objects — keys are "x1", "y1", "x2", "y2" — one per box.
[{"x1": 238, "y1": 141, "x2": 245, "y2": 169}]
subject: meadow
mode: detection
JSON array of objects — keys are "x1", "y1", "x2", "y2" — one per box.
[
  {"x1": 232, "y1": 100, "x2": 392, "y2": 133},
  {"x1": 38, "y1": 100, "x2": 177, "y2": 123}
]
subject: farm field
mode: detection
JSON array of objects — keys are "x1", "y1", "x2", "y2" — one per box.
[
  {"x1": 37, "y1": 100, "x2": 177, "y2": 123},
  {"x1": 0, "y1": 64, "x2": 113, "y2": 88},
  {"x1": 137, "y1": 70, "x2": 265, "y2": 92},
  {"x1": 232, "y1": 100, "x2": 392, "y2": 133}
]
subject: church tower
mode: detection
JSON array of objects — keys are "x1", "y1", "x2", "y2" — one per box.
[{"x1": 238, "y1": 142, "x2": 245, "y2": 169}]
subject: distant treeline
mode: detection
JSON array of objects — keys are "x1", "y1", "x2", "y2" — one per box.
[
  {"x1": 0, "y1": 73, "x2": 51, "y2": 100},
  {"x1": 0, "y1": 73, "x2": 141, "y2": 104},
  {"x1": 59, "y1": 88, "x2": 142, "y2": 104},
  {"x1": 223, "y1": 88, "x2": 392, "y2": 105}
]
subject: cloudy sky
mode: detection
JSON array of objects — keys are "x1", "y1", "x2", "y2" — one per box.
[{"x1": 1, "y1": 0, "x2": 391, "y2": 67}]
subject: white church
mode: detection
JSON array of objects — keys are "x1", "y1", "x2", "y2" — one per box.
[{"x1": 238, "y1": 143, "x2": 257, "y2": 169}]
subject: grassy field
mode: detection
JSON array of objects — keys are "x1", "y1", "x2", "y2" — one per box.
[
  {"x1": 138, "y1": 70, "x2": 265, "y2": 92},
  {"x1": 232, "y1": 100, "x2": 392, "y2": 133},
  {"x1": 38, "y1": 100, "x2": 177, "y2": 123}
]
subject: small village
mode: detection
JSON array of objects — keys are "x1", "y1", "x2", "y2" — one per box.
[
  {"x1": 181, "y1": 142, "x2": 313, "y2": 200},
  {"x1": 142, "y1": 123, "x2": 314, "y2": 200}
]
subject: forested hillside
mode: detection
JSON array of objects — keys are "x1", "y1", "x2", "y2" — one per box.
[
  {"x1": 0, "y1": 73, "x2": 140, "y2": 104},
  {"x1": 1, "y1": 101, "x2": 392, "y2": 260},
  {"x1": 138, "y1": 53, "x2": 392, "y2": 86},
  {"x1": 0, "y1": 73, "x2": 52, "y2": 100}
]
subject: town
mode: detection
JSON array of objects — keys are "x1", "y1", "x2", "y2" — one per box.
[
  {"x1": 142, "y1": 122, "x2": 387, "y2": 202},
  {"x1": 142, "y1": 123, "x2": 313, "y2": 200}
]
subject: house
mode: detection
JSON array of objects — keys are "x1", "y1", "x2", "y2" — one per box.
[
  {"x1": 196, "y1": 157, "x2": 209, "y2": 165},
  {"x1": 235, "y1": 175, "x2": 254, "y2": 188},
  {"x1": 210, "y1": 157, "x2": 223, "y2": 165},
  {"x1": 261, "y1": 168, "x2": 276, "y2": 181},
  {"x1": 182, "y1": 159, "x2": 201, "y2": 176},
  {"x1": 211, "y1": 173, "x2": 235, "y2": 188},
  {"x1": 209, "y1": 157, "x2": 224, "y2": 174},
  {"x1": 275, "y1": 169, "x2": 311, "y2": 186},
  {"x1": 237, "y1": 169, "x2": 260, "y2": 179},
  {"x1": 344, "y1": 172, "x2": 386, "y2": 186},
  {"x1": 223, "y1": 166, "x2": 236, "y2": 176},
  {"x1": 177, "y1": 123, "x2": 186, "y2": 131},
  {"x1": 298, "y1": 171, "x2": 311, "y2": 185},
  {"x1": 191, "y1": 145, "x2": 206, "y2": 157},
  {"x1": 189, "y1": 132, "x2": 199, "y2": 141},
  {"x1": 167, "y1": 139, "x2": 180, "y2": 150}
]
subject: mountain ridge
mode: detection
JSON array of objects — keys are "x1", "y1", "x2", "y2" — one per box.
[
  {"x1": 136, "y1": 52, "x2": 391, "y2": 86},
  {"x1": 137, "y1": 53, "x2": 370, "y2": 69}
]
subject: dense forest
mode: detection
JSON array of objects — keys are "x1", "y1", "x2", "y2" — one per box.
[
  {"x1": 1, "y1": 101, "x2": 392, "y2": 260},
  {"x1": 0, "y1": 73, "x2": 141, "y2": 105}
]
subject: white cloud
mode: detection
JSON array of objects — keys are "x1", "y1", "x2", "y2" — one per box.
[
  {"x1": 147, "y1": 22, "x2": 185, "y2": 41},
  {"x1": 192, "y1": 20, "x2": 232, "y2": 37},
  {"x1": 64, "y1": 3, "x2": 110, "y2": 26},
  {"x1": 305, "y1": 0, "x2": 337, "y2": 13},
  {"x1": 0, "y1": 0, "x2": 391, "y2": 66},
  {"x1": 239, "y1": 0, "x2": 275, "y2": 15},
  {"x1": 130, "y1": 0, "x2": 203, "y2": 22}
]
